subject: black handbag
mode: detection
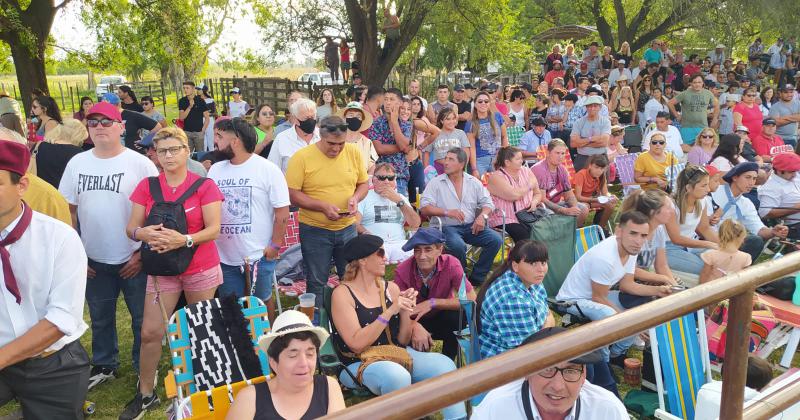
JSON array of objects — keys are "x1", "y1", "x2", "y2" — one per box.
[{"x1": 515, "y1": 207, "x2": 550, "y2": 225}]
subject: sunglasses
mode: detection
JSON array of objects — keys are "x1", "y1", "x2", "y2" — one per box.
[
  {"x1": 650, "y1": 140, "x2": 666, "y2": 145},
  {"x1": 700, "y1": 134, "x2": 714, "y2": 138},
  {"x1": 375, "y1": 174, "x2": 396, "y2": 181},
  {"x1": 87, "y1": 118, "x2": 116, "y2": 128},
  {"x1": 322, "y1": 123, "x2": 348, "y2": 133},
  {"x1": 476, "y1": 99, "x2": 490, "y2": 104},
  {"x1": 745, "y1": 93, "x2": 757, "y2": 97},
  {"x1": 155, "y1": 146, "x2": 185, "y2": 157},
  {"x1": 375, "y1": 248, "x2": 386, "y2": 258},
  {"x1": 685, "y1": 165, "x2": 708, "y2": 180}
]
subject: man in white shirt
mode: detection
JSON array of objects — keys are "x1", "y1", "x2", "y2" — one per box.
[
  {"x1": 643, "y1": 111, "x2": 685, "y2": 158},
  {"x1": 355, "y1": 163, "x2": 420, "y2": 263},
  {"x1": 406, "y1": 79, "x2": 428, "y2": 110},
  {"x1": 608, "y1": 60, "x2": 632, "y2": 86},
  {"x1": 0, "y1": 141, "x2": 90, "y2": 418},
  {"x1": 58, "y1": 102, "x2": 158, "y2": 389},
  {"x1": 227, "y1": 87, "x2": 249, "y2": 118},
  {"x1": 208, "y1": 118, "x2": 290, "y2": 318},
  {"x1": 268, "y1": 98, "x2": 320, "y2": 172},
  {"x1": 631, "y1": 59, "x2": 647, "y2": 80},
  {"x1": 758, "y1": 153, "x2": 800, "y2": 237},
  {"x1": 711, "y1": 161, "x2": 787, "y2": 261},
  {"x1": 557, "y1": 211, "x2": 671, "y2": 361},
  {"x1": 472, "y1": 327, "x2": 629, "y2": 420}
]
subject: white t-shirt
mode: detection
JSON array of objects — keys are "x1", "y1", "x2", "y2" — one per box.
[
  {"x1": 472, "y1": 378, "x2": 629, "y2": 420},
  {"x1": 637, "y1": 225, "x2": 667, "y2": 269},
  {"x1": 643, "y1": 126, "x2": 684, "y2": 159},
  {"x1": 228, "y1": 100, "x2": 249, "y2": 118},
  {"x1": 358, "y1": 190, "x2": 407, "y2": 243},
  {"x1": 676, "y1": 201, "x2": 704, "y2": 239},
  {"x1": 59, "y1": 149, "x2": 158, "y2": 264},
  {"x1": 557, "y1": 236, "x2": 637, "y2": 301},
  {"x1": 694, "y1": 381, "x2": 760, "y2": 420},
  {"x1": 709, "y1": 155, "x2": 743, "y2": 172},
  {"x1": 267, "y1": 126, "x2": 321, "y2": 173},
  {"x1": 208, "y1": 155, "x2": 291, "y2": 265}
]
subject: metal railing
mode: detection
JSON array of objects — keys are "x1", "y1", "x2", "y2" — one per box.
[{"x1": 323, "y1": 251, "x2": 800, "y2": 420}]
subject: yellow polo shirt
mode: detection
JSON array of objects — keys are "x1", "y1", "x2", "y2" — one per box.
[{"x1": 23, "y1": 173, "x2": 72, "y2": 226}]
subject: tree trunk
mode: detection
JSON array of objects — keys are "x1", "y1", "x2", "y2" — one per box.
[{"x1": 8, "y1": 37, "x2": 48, "y2": 115}]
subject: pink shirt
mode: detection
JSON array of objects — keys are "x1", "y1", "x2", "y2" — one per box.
[
  {"x1": 733, "y1": 102, "x2": 763, "y2": 137},
  {"x1": 488, "y1": 168, "x2": 538, "y2": 226},
  {"x1": 130, "y1": 172, "x2": 224, "y2": 275}
]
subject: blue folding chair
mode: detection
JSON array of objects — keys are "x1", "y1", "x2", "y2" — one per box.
[
  {"x1": 454, "y1": 274, "x2": 484, "y2": 407},
  {"x1": 574, "y1": 225, "x2": 606, "y2": 261},
  {"x1": 649, "y1": 311, "x2": 712, "y2": 420}
]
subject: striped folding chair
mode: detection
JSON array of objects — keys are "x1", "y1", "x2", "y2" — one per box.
[
  {"x1": 647, "y1": 311, "x2": 712, "y2": 420},
  {"x1": 574, "y1": 225, "x2": 605, "y2": 261},
  {"x1": 614, "y1": 152, "x2": 640, "y2": 197}
]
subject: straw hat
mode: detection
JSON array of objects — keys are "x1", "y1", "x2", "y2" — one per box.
[
  {"x1": 257, "y1": 310, "x2": 329, "y2": 354},
  {"x1": 338, "y1": 101, "x2": 373, "y2": 132}
]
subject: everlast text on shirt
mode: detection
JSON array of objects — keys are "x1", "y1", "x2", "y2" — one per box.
[{"x1": 77, "y1": 173, "x2": 126, "y2": 194}]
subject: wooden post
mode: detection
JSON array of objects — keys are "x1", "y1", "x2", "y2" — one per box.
[
  {"x1": 719, "y1": 289, "x2": 755, "y2": 420},
  {"x1": 58, "y1": 82, "x2": 66, "y2": 110}
]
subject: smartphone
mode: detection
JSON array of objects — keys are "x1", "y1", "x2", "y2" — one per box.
[
  {"x1": 337, "y1": 211, "x2": 351, "y2": 216},
  {"x1": 671, "y1": 285, "x2": 686, "y2": 292}
]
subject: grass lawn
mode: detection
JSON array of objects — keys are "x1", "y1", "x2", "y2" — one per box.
[{"x1": 1, "y1": 262, "x2": 799, "y2": 419}]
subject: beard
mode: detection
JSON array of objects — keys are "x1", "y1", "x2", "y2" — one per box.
[{"x1": 217, "y1": 144, "x2": 235, "y2": 161}]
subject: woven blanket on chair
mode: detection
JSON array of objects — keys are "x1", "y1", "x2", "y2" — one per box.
[{"x1": 185, "y1": 299, "x2": 252, "y2": 391}]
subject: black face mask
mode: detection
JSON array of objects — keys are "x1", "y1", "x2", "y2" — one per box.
[
  {"x1": 346, "y1": 117, "x2": 362, "y2": 131},
  {"x1": 298, "y1": 118, "x2": 316, "y2": 134}
]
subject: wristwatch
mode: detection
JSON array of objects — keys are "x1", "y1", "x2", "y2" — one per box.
[
  {"x1": 396, "y1": 199, "x2": 406, "y2": 208},
  {"x1": 185, "y1": 235, "x2": 194, "y2": 248},
  {"x1": 482, "y1": 213, "x2": 489, "y2": 222}
]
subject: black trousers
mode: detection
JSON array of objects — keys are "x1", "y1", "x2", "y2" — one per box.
[
  {"x1": 0, "y1": 340, "x2": 90, "y2": 419},
  {"x1": 419, "y1": 309, "x2": 467, "y2": 360}
]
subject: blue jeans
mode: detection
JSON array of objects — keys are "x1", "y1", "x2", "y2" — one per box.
[
  {"x1": 407, "y1": 159, "x2": 426, "y2": 204},
  {"x1": 476, "y1": 155, "x2": 494, "y2": 177},
  {"x1": 396, "y1": 177, "x2": 409, "y2": 198},
  {"x1": 565, "y1": 292, "x2": 634, "y2": 361},
  {"x1": 219, "y1": 257, "x2": 276, "y2": 301},
  {"x1": 443, "y1": 223, "x2": 502, "y2": 285},
  {"x1": 299, "y1": 223, "x2": 357, "y2": 308},
  {"x1": 86, "y1": 259, "x2": 146, "y2": 371},
  {"x1": 665, "y1": 242, "x2": 705, "y2": 275},
  {"x1": 340, "y1": 347, "x2": 466, "y2": 419}
]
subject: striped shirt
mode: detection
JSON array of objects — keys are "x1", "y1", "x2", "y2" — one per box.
[{"x1": 479, "y1": 270, "x2": 549, "y2": 359}]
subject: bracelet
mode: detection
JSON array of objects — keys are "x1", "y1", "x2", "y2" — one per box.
[
  {"x1": 268, "y1": 241, "x2": 281, "y2": 251},
  {"x1": 377, "y1": 315, "x2": 390, "y2": 325},
  {"x1": 131, "y1": 227, "x2": 141, "y2": 241},
  {"x1": 430, "y1": 298, "x2": 436, "y2": 309}
]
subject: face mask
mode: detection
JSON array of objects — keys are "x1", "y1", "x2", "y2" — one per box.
[
  {"x1": 346, "y1": 117, "x2": 362, "y2": 132},
  {"x1": 298, "y1": 118, "x2": 316, "y2": 134}
]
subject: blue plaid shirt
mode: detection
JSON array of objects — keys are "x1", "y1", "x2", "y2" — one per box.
[{"x1": 479, "y1": 270, "x2": 549, "y2": 359}]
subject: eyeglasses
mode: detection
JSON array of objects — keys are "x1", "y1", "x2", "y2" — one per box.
[
  {"x1": 322, "y1": 123, "x2": 348, "y2": 133},
  {"x1": 87, "y1": 118, "x2": 116, "y2": 128},
  {"x1": 538, "y1": 366, "x2": 584, "y2": 382},
  {"x1": 745, "y1": 93, "x2": 757, "y2": 97},
  {"x1": 650, "y1": 140, "x2": 666, "y2": 145},
  {"x1": 685, "y1": 165, "x2": 708, "y2": 180},
  {"x1": 375, "y1": 174, "x2": 396, "y2": 181},
  {"x1": 155, "y1": 146, "x2": 186, "y2": 157},
  {"x1": 419, "y1": 283, "x2": 429, "y2": 300}
]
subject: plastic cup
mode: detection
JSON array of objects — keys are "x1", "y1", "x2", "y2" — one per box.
[{"x1": 298, "y1": 293, "x2": 316, "y2": 319}]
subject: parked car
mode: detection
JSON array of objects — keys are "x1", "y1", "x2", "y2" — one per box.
[
  {"x1": 446, "y1": 71, "x2": 474, "y2": 85},
  {"x1": 297, "y1": 72, "x2": 338, "y2": 86},
  {"x1": 95, "y1": 75, "x2": 128, "y2": 100}
]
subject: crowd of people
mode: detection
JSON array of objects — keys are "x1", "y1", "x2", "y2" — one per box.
[{"x1": 1, "y1": 35, "x2": 799, "y2": 420}]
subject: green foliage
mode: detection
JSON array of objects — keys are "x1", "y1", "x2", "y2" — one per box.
[{"x1": 0, "y1": 43, "x2": 12, "y2": 73}]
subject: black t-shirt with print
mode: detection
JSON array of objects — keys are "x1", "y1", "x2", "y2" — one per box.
[{"x1": 178, "y1": 96, "x2": 209, "y2": 132}]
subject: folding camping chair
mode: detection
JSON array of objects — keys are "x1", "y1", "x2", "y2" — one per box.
[
  {"x1": 453, "y1": 275, "x2": 486, "y2": 408},
  {"x1": 164, "y1": 296, "x2": 271, "y2": 419},
  {"x1": 614, "y1": 152, "x2": 641, "y2": 197},
  {"x1": 507, "y1": 125, "x2": 524, "y2": 147},
  {"x1": 755, "y1": 292, "x2": 800, "y2": 368},
  {"x1": 643, "y1": 311, "x2": 713, "y2": 420}
]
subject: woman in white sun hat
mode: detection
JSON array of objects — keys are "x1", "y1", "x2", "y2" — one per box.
[{"x1": 226, "y1": 310, "x2": 345, "y2": 419}]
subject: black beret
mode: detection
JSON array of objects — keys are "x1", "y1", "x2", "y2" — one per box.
[{"x1": 343, "y1": 234, "x2": 384, "y2": 262}]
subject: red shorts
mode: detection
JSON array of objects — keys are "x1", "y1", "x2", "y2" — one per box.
[{"x1": 146, "y1": 265, "x2": 223, "y2": 294}]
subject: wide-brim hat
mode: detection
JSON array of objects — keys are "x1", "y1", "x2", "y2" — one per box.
[
  {"x1": 257, "y1": 310, "x2": 329, "y2": 354},
  {"x1": 338, "y1": 101, "x2": 373, "y2": 132}
]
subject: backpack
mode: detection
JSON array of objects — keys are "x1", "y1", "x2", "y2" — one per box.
[{"x1": 140, "y1": 176, "x2": 207, "y2": 276}]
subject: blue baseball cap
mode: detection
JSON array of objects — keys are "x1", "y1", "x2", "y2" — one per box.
[
  {"x1": 402, "y1": 227, "x2": 445, "y2": 252},
  {"x1": 102, "y1": 92, "x2": 121, "y2": 105}
]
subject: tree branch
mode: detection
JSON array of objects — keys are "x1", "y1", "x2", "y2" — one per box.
[{"x1": 54, "y1": 0, "x2": 74, "y2": 11}]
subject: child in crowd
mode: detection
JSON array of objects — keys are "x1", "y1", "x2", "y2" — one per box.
[
  {"x1": 699, "y1": 219, "x2": 751, "y2": 286},
  {"x1": 718, "y1": 94, "x2": 738, "y2": 136},
  {"x1": 572, "y1": 154, "x2": 617, "y2": 232},
  {"x1": 703, "y1": 165, "x2": 723, "y2": 229}
]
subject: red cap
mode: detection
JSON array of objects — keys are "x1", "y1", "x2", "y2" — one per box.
[
  {"x1": 772, "y1": 153, "x2": 800, "y2": 172},
  {"x1": 0, "y1": 141, "x2": 30, "y2": 176},
  {"x1": 87, "y1": 101, "x2": 122, "y2": 122},
  {"x1": 704, "y1": 165, "x2": 720, "y2": 177}
]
